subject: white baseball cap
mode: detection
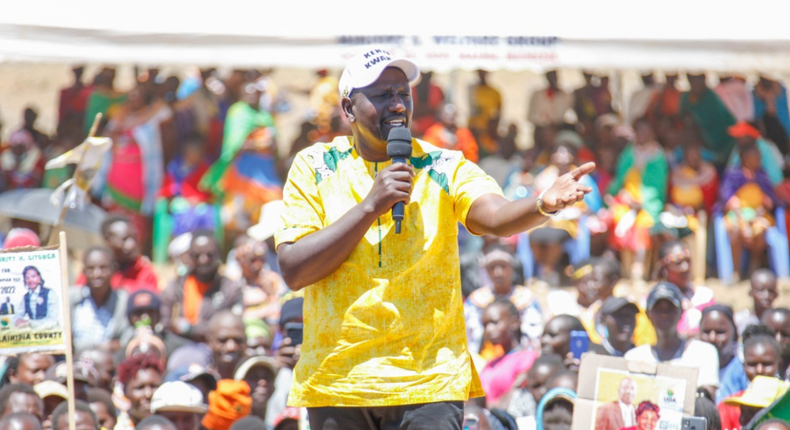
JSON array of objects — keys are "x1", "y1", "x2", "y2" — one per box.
[
  {"x1": 338, "y1": 48, "x2": 420, "y2": 99},
  {"x1": 150, "y1": 381, "x2": 208, "y2": 414}
]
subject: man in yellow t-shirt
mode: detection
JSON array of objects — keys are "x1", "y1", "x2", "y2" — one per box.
[{"x1": 275, "y1": 48, "x2": 595, "y2": 430}]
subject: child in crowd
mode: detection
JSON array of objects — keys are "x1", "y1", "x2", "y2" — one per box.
[{"x1": 719, "y1": 143, "x2": 782, "y2": 279}]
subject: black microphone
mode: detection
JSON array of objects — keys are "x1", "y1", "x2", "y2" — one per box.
[{"x1": 386, "y1": 127, "x2": 413, "y2": 234}]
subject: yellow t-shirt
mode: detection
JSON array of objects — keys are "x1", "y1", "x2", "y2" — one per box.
[{"x1": 275, "y1": 136, "x2": 503, "y2": 407}]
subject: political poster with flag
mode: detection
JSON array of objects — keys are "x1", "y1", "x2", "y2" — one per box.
[{"x1": 0, "y1": 244, "x2": 67, "y2": 355}]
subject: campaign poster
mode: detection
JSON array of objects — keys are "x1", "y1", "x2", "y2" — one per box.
[
  {"x1": 592, "y1": 369, "x2": 687, "y2": 430},
  {"x1": 573, "y1": 355, "x2": 698, "y2": 430},
  {"x1": 0, "y1": 247, "x2": 66, "y2": 355}
]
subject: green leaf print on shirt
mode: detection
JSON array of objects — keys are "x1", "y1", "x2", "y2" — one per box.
[
  {"x1": 314, "y1": 147, "x2": 353, "y2": 183},
  {"x1": 411, "y1": 150, "x2": 452, "y2": 194}
]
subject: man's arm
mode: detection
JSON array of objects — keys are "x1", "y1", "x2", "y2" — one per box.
[
  {"x1": 278, "y1": 163, "x2": 414, "y2": 291},
  {"x1": 466, "y1": 162, "x2": 595, "y2": 237}
]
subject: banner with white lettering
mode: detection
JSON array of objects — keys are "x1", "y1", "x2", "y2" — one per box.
[{"x1": 0, "y1": 247, "x2": 66, "y2": 355}]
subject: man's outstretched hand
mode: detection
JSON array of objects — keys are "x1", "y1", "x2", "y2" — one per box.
[{"x1": 541, "y1": 162, "x2": 596, "y2": 214}]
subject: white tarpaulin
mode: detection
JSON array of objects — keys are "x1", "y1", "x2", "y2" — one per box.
[{"x1": 2, "y1": 1, "x2": 790, "y2": 71}]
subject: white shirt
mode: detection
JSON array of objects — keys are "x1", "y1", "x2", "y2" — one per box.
[
  {"x1": 624, "y1": 339, "x2": 720, "y2": 388},
  {"x1": 619, "y1": 401, "x2": 636, "y2": 427},
  {"x1": 528, "y1": 88, "x2": 574, "y2": 126}
]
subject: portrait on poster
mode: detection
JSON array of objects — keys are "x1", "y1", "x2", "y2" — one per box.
[
  {"x1": 592, "y1": 369, "x2": 687, "y2": 430},
  {"x1": 0, "y1": 249, "x2": 66, "y2": 355}
]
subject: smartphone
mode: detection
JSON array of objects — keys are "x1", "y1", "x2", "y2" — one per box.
[
  {"x1": 463, "y1": 415, "x2": 479, "y2": 430},
  {"x1": 570, "y1": 330, "x2": 590, "y2": 360},
  {"x1": 681, "y1": 417, "x2": 707, "y2": 430},
  {"x1": 285, "y1": 322, "x2": 304, "y2": 346}
]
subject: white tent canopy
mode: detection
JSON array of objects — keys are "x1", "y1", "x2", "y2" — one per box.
[{"x1": 2, "y1": 1, "x2": 790, "y2": 71}]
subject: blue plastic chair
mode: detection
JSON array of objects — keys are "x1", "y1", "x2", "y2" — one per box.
[{"x1": 714, "y1": 207, "x2": 790, "y2": 283}]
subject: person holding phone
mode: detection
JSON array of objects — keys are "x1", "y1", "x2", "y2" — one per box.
[
  {"x1": 478, "y1": 299, "x2": 538, "y2": 406},
  {"x1": 268, "y1": 295, "x2": 303, "y2": 429}
]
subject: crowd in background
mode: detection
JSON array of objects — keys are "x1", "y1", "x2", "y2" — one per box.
[{"x1": 0, "y1": 65, "x2": 790, "y2": 430}]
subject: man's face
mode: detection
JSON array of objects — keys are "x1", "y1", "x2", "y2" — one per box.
[
  {"x1": 5, "y1": 393, "x2": 43, "y2": 420},
  {"x1": 527, "y1": 364, "x2": 555, "y2": 403},
  {"x1": 24, "y1": 270, "x2": 41, "y2": 290},
  {"x1": 24, "y1": 110, "x2": 37, "y2": 127},
  {"x1": 126, "y1": 369, "x2": 161, "y2": 421},
  {"x1": 618, "y1": 379, "x2": 636, "y2": 405},
  {"x1": 347, "y1": 67, "x2": 412, "y2": 153},
  {"x1": 688, "y1": 75, "x2": 707, "y2": 94},
  {"x1": 12, "y1": 354, "x2": 53, "y2": 385},
  {"x1": 247, "y1": 335, "x2": 271, "y2": 357},
  {"x1": 576, "y1": 267, "x2": 612, "y2": 307},
  {"x1": 83, "y1": 251, "x2": 114, "y2": 291},
  {"x1": 648, "y1": 300, "x2": 681, "y2": 333},
  {"x1": 482, "y1": 305, "x2": 512, "y2": 346},
  {"x1": 243, "y1": 365, "x2": 276, "y2": 407},
  {"x1": 605, "y1": 310, "x2": 637, "y2": 350},
  {"x1": 485, "y1": 261, "x2": 513, "y2": 293},
  {"x1": 541, "y1": 319, "x2": 571, "y2": 357},
  {"x1": 189, "y1": 236, "x2": 220, "y2": 281},
  {"x1": 751, "y1": 277, "x2": 778, "y2": 312},
  {"x1": 546, "y1": 71, "x2": 558, "y2": 87},
  {"x1": 105, "y1": 221, "x2": 139, "y2": 264},
  {"x1": 90, "y1": 401, "x2": 117, "y2": 430},
  {"x1": 160, "y1": 412, "x2": 199, "y2": 430},
  {"x1": 208, "y1": 319, "x2": 246, "y2": 367},
  {"x1": 743, "y1": 341, "x2": 780, "y2": 381},
  {"x1": 42, "y1": 396, "x2": 65, "y2": 423},
  {"x1": 763, "y1": 311, "x2": 790, "y2": 359}
]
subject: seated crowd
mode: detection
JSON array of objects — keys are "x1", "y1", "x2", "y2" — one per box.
[{"x1": 0, "y1": 66, "x2": 789, "y2": 430}]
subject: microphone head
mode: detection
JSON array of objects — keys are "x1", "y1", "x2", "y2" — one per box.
[{"x1": 387, "y1": 128, "x2": 413, "y2": 159}]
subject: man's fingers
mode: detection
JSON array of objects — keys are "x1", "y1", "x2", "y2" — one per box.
[{"x1": 570, "y1": 162, "x2": 596, "y2": 180}]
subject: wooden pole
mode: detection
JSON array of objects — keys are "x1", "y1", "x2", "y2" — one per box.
[
  {"x1": 47, "y1": 113, "x2": 102, "y2": 246},
  {"x1": 57, "y1": 231, "x2": 77, "y2": 430}
]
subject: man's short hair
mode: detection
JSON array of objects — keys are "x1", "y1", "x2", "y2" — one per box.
[
  {"x1": 135, "y1": 415, "x2": 176, "y2": 430},
  {"x1": 83, "y1": 246, "x2": 116, "y2": 265},
  {"x1": 52, "y1": 400, "x2": 97, "y2": 430},
  {"x1": 100, "y1": 214, "x2": 132, "y2": 238},
  {"x1": 551, "y1": 314, "x2": 585, "y2": 333},
  {"x1": 229, "y1": 416, "x2": 267, "y2": 430},
  {"x1": 756, "y1": 419, "x2": 790, "y2": 430},
  {"x1": 0, "y1": 384, "x2": 40, "y2": 417},
  {"x1": 0, "y1": 412, "x2": 42, "y2": 430},
  {"x1": 86, "y1": 388, "x2": 117, "y2": 418}
]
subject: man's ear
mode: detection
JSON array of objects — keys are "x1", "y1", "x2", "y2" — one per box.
[{"x1": 341, "y1": 97, "x2": 354, "y2": 123}]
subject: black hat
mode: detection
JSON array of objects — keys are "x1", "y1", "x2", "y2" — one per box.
[
  {"x1": 646, "y1": 282, "x2": 683, "y2": 311},
  {"x1": 601, "y1": 297, "x2": 639, "y2": 317},
  {"x1": 279, "y1": 296, "x2": 304, "y2": 326},
  {"x1": 127, "y1": 290, "x2": 161, "y2": 315}
]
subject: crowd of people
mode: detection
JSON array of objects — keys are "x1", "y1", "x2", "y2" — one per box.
[{"x1": 0, "y1": 62, "x2": 789, "y2": 430}]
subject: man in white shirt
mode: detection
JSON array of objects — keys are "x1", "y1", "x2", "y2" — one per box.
[
  {"x1": 528, "y1": 70, "x2": 574, "y2": 127},
  {"x1": 594, "y1": 377, "x2": 636, "y2": 430},
  {"x1": 624, "y1": 282, "x2": 720, "y2": 393}
]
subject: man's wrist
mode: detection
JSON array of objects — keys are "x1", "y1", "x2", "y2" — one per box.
[{"x1": 537, "y1": 190, "x2": 559, "y2": 217}]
